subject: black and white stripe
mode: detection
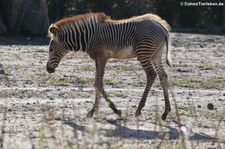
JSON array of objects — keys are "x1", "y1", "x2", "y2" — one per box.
[{"x1": 47, "y1": 13, "x2": 172, "y2": 120}]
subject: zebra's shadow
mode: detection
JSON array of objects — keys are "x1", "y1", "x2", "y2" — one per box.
[
  {"x1": 63, "y1": 118, "x2": 215, "y2": 141},
  {"x1": 101, "y1": 119, "x2": 215, "y2": 141}
]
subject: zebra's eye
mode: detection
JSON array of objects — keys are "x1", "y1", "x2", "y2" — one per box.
[{"x1": 49, "y1": 48, "x2": 54, "y2": 52}]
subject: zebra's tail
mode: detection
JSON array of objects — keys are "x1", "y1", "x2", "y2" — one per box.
[{"x1": 165, "y1": 34, "x2": 173, "y2": 67}]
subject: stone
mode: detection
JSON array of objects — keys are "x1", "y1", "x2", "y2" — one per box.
[
  {"x1": 0, "y1": 64, "x2": 5, "y2": 75},
  {"x1": 55, "y1": 116, "x2": 61, "y2": 121},
  {"x1": 7, "y1": 108, "x2": 12, "y2": 112},
  {"x1": 207, "y1": 103, "x2": 214, "y2": 110}
]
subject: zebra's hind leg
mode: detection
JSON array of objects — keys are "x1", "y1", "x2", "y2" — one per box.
[
  {"x1": 152, "y1": 50, "x2": 171, "y2": 120},
  {"x1": 156, "y1": 67, "x2": 171, "y2": 120},
  {"x1": 135, "y1": 63, "x2": 156, "y2": 117}
]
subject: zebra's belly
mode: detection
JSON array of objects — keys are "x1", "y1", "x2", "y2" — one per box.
[{"x1": 108, "y1": 46, "x2": 136, "y2": 59}]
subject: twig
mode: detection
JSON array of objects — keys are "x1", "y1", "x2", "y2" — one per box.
[
  {"x1": 170, "y1": 87, "x2": 187, "y2": 149},
  {"x1": 0, "y1": 107, "x2": 7, "y2": 148}
]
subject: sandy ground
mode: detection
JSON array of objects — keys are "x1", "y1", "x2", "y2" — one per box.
[{"x1": 0, "y1": 33, "x2": 225, "y2": 148}]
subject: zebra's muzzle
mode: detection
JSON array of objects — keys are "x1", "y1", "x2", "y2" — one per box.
[{"x1": 46, "y1": 64, "x2": 55, "y2": 73}]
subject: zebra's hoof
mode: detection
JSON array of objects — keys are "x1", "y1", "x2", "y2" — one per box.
[
  {"x1": 161, "y1": 113, "x2": 167, "y2": 121},
  {"x1": 87, "y1": 111, "x2": 94, "y2": 118},
  {"x1": 135, "y1": 110, "x2": 141, "y2": 117},
  {"x1": 117, "y1": 110, "x2": 122, "y2": 117}
]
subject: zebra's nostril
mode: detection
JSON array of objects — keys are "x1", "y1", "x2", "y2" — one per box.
[{"x1": 46, "y1": 64, "x2": 55, "y2": 73}]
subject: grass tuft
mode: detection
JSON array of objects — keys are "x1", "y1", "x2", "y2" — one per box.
[
  {"x1": 198, "y1": 64, "x2": 214, "y2": 70},
  {"x1": 172, "y1": 77, "x2": 225, "y2": 89}
]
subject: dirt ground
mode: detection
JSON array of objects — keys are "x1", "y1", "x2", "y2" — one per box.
[{"x1": 0, "y1": 33, "x2": 225, "y2": 149}]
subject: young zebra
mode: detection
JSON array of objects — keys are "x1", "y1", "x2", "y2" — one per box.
[{"x1": 46, "y1": 12, "x2": 172, "y2": 120}]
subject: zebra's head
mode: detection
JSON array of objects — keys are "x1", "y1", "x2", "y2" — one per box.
[{"x1": 46, "y1": 24, "x2": 69, "y2": 73}]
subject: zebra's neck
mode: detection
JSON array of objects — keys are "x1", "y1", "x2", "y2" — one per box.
[{"x1": 59, "y1": 16, "x2": 101, "y2": 52}]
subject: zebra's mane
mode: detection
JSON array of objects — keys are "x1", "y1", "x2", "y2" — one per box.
[
  {"x1": 48, "y1": 12, "x2": 107, "y2": 40},
  {"x1": 48, "y1": 12, "x2": 108, "y2": 40},
  {"x1": 105, "y1": 13, "x2": 171, "y2": 32},
  {"x1": 54, "y1": 12, "x2": 107, "y2": 28},
  {"x1": 48, "y1": 12, "x2": 170, "y2": 39}
]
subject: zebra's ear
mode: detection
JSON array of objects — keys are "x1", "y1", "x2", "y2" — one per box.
[{"x1": 49, "y1": 24, "x2": 59, "y2": 38}]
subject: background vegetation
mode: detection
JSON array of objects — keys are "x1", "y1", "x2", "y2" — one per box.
[
  {"x1": 0, "y1": 0, "x2": 224, "y2": 35},
  {"x1": 47, "y1": 0, "x2": 225, "y2": 31}
]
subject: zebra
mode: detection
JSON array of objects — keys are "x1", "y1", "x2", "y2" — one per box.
[{"x1": 46, "y1": 12, "x2": 172, "y2": 120}]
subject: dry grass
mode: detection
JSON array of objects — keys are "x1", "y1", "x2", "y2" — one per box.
[{"x1": 0, "y1": 87, "x2": 224, "y2": 148}]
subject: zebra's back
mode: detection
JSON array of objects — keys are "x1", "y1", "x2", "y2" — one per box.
[{"x1": 88, "y1": 20, "x2": 166, "y2": 59}]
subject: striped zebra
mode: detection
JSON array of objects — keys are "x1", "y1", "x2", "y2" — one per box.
[{"x1": 46, "y1": 12, "x2": 172, "y2": 120}]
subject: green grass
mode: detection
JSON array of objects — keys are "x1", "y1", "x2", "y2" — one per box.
[
  {"x1": 198, "y1": 64, "x2": 214, "y2": 70},
  {"x1": 77, "y1": 92, "x2": 92, "y2": 98},
  {"x1": 0, "y1": 89, "x2": 36, "y2": 98},
  {"x1": 104, "y1": 77, "x2": 117, "y2": 85},
  {"x1": 115, "y1": 65, "x2": 132, "y2": 72},
  {"x1": 172, "y1": 77, "x2": 225, "y2": 89},
  {"x1": 108, "y1": 92, "x2": 121, "y2": 98},
  {"x1": 27, "y1": 75, "x2": 94, "y2": 86},
  {"x1": 203, "y1": 110, "x2": 218, "y2": 119},
  {"x1": 26, "y1": 74, "x2": 118, "y2": 87},
  {"x1": 27, "y1": 75, "x2": 77, "y2": 86},
  {"x1": 179, "y1": 111, "x2": 196, "y2": 117},
  {"x1": 0, "y1": 74, "x2": 5, "y2": 80},
  {"x1": 77, "y1": 65, "x2": 95, "y2": 71},
  {"x1": 77, "y1": 77, "x2": 95, "y2": 84},
  {"x1": 32, "y1": 50, "x2": 44, "y2": 58},
  {"x1": 53, "y1": 77, "x2": 77, "y2": 86}
]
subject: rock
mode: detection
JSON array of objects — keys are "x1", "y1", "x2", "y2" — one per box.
[
  {"x1": 55, "y1": 116, "x2": 61, "y2": 121},
  {"x1": 131, "y1": 104, "x2": 136, "y2": 108},
  {"x1": 21, "y1": 0, "x2": 49, "y2": 35},
  {"x1": 177, "y1": 69, "x2": 182, "y2": 72},
  {"x1": 0, "y1": 18, "x2": 7, "y2": 35},
  {"x1": 7, "y1": 108, "x2": 12, "y2": 112},
  {"x1": 20, "y1": 0, "x2": 49, "y2": 35},
  {"x1": 0, "y1": 68, "x2": 5, "y2": 75},
  {"x1": 2, "y1": 0, "x2": 49, "y2": 35},
  {"x1": 207, "y1": 103, "x2": 214, "y2": 110},
  {"x1": 188, "y1": 93, "x2": 193, "y2": 96},
  {"x1": 0, "y1": 64, "x2": 5, "y2": 75},
  {"x1": 203, "y1": 125, "x2": 210, "y2": 128},
  {"x1": 177, "y1": 68, "x2": 190, "y2": 73}
]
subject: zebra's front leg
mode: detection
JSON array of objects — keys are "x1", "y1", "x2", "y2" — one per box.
[
  {"x1": 98, "y1": 60, "x2": 121, "y2": 117},
  {"x1": 87, "y1": 88, "x2": 101, "y2": 117},
  {"x1": 102, "y1": 89, "x2": 121, "y2": 117},
  {"x1": 87, "y1": 57, "x2": 121, "y2": 117},
  {"x1": 135, "y1": 63, "x2": 156, "y2": 117}
]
